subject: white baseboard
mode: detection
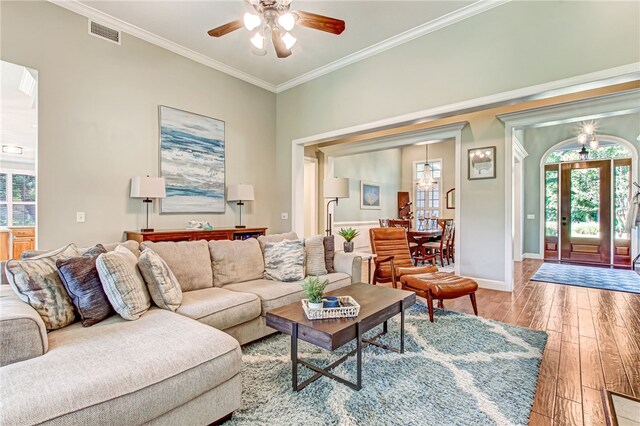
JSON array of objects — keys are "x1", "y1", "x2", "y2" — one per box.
[
  {"x1": 472, "y1": 277, "x2": 510, "y2": 292},
  {"x1": 523, "y1": 253, "x2": 544, "y2": 260}
]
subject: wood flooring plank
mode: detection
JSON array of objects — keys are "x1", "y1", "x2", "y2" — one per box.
[
  {"x1": 577, "y1": 309, "x2": 596, "y2": 339},
  {"x1": 579, "y1": 337, "x2": 604, "y2": 390},
  {"x1": 547, "y1": 330, "x2": 562, "y2": 353},
  {"x1": 613, "y1": 326, "x2": 640, "y2": 397},
  {"x1": 532, "y1": 375, "x2": 557, "y2": 418},
  {"x1": 600, "y1": 351, "x2": 634, "y2": 395},
  {"x1": 557, "y1": 341, "x2": 582, "y2": 403},
  {"x1": 554, "y1": 397, "x2": 583, "y2": 426},
  {"x1": 529, "y1": 412, "x2": 554, "y2": 426},
  {"x1": 581, "y1": 387, "x2": 605, "y2": 426}
]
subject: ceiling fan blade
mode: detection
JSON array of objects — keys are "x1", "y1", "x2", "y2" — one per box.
[
  {"x1": 207, "y1": 19, "x2": 243, "y2": 37},
  {"x1": 292, "y1": 10, "x2": 345, "y2": 35},
  {"x1": 272, "y1": 30, "x2": 292, "y2": 58}
]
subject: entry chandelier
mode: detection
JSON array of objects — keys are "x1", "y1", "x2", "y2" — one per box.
[
  {"x1": 577, "y1": 122, "x2": 599, "y2": 160},
  {"x1": 416, "y1": 143, "x2": 437, "y2": 191}
]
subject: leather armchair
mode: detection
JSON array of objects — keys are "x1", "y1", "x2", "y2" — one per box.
[{"x1": 369, "y1": 228, "x2": 437, "y2": 288}]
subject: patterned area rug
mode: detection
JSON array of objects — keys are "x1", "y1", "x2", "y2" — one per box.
[
  {"x1": 530, "y1": 262, "x2": 640, "y2": 294},
  {"x1": 228, "y1": 305, "x2": 547, "y2": 426}
]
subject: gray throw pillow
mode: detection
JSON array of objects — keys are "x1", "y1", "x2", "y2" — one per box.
[
  {"x1": 323, "y1": 235, "x2": 336, "y2": 273},
  {"x1": 138, "y1": 248, "x2": 182, "y2": 312},
  {"x1": 56, "y1": 244, "x2": 114, "y2": 327},
  {"x1": 6, "y1": 244, "x2": 80, "y2": 331},
  {"x1": 97, "y1": 246, "x2": 151, "y2": 320},
  {"x1": 257, "y1": 231, "x2": 298, "y2": 252},
  {"x1": 305, "y1": 236, "x2": 327, "y2": 276},
  {"x1": 263, "y1": 239, "x2": 305, "y2": 282}
]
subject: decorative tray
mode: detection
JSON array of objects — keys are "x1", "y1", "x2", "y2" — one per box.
[{"x1": 301, "y1": 296, "x2": 360, "y2": 320}]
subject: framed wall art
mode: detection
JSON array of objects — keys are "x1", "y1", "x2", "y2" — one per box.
[
  {"x1": 159, "y1": 106, "x2": 225, "y2": 213},
  {"x1": 360, "y1": 181, "x2": 381, "y2": 210},
  {"x1": 468, "y1": 146, "x2": 496, "y2": 180}
]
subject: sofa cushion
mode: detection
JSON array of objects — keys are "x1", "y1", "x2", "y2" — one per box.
[
  {"x1": 225, "y1": 272, "x2": 351, "y2": 315},
  {"x1": 305, "y1": 235, "x2": 327, "y2": 276},
  {"x1": 97, "y1": 246, "x2": 151, "y2": 320},
  {"x1": 208, "y1": 239, "x2": 264, "y2": 287},
  {"x1": 5, "y1": 244, "x2": 80, "y2": 331},
  {"x1": 140, "y1": 241, "x2": 213, "y2": 291},
  {"x1": 263, "y1": 239, "x2": 305, "y2": 282},
  {"x1": 138, "y1": 248, "x2": 182, "y2": 312},
  {"x1": 257, "y1": 231, "x2": 298, "y2": 251},
  {"x1": 0, "y1": 308, "x2": 241, "y2": 426},
  {"x1": 176, "y1": 287, "x2": 261, "y2": 331},
  {"x1": 56, "y1": 244, "x2": 114, "y2": 327}
]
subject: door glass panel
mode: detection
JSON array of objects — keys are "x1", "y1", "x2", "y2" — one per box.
[
  {"x1": 545, "y1": 169, "x2": 559, "y2": 236},
  {"x1": 614, "y1": 164, "x2": 631, "y2": 239},
  {"x1": 570, "y1": 168, "x2": 600, "y2": 238}
]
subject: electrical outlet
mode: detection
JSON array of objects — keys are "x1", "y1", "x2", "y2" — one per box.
[
  {"x1": 76, "y1": 212, "x2": 86, "y2": 223},
  {"x1": 281, "y1": 212, "x2": 288, "y2": 220},
  {"x1": 526, "y1": 214, "x2": 535, "y2": 220}
]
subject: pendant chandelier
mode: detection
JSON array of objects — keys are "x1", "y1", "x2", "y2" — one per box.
[
  {"x1": 416, "y1": 143, "x2": 437, "y2": 191},
  {"x1": 577, "y1": 122, "x2": 599, "y2": 160}
]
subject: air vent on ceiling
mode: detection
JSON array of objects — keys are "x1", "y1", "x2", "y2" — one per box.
[{"x1": 88, "y1": 20, "x2": 121, "y2": 45}]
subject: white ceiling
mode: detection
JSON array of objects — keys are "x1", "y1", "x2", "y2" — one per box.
[{"x1": 58, "y1": 0, "x2": 494, "y2": 91}]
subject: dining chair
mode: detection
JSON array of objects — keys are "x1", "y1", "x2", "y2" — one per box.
[
  {"x1": 369, "y1": 228, "x2": 437, "y2": 288},
  {"x1": 388, "y1": 219, "x2": 411, "y2": 230},
  {"x1": 423, "y1": 220, "x2": 454, "y2": 267},
  {"x1": 378, "y1": 219, "x2": 390, "y2": 228},
  {"x1": 448, "y1": 224, "x2": 455, "y2": 264}
]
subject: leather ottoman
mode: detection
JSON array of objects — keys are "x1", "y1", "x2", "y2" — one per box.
[{"x1": 400, "y1": 273, "x2": 478, "y2": 322}]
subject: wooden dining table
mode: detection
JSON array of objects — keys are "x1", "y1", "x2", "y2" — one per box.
[{"x1": 407, "y1": 228, "x2": 442, "y2": 260}]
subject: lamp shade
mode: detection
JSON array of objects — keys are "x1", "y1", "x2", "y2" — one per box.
[
  {"x1": 130, "y1": 176, "x2": 166, "y2": 198},
  {"x1": 227, "y1": 184, "x2": 254, "y2": 201},
  {"x1": 324, "y1": 177, "x2": 349, "y2": 199}
]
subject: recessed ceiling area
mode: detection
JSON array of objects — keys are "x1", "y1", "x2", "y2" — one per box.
[{"x1": 59, "y1": 0, "x2": 485, "y2": 91}]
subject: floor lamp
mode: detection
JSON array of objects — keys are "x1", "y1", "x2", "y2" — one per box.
[{"x1": 324, "y1": 177, "x2": 350, "y2": 236}]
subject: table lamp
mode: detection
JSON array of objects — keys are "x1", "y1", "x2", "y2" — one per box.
[
  {"x1": 324, "y1": 177, "x2": 349, "y2": 236},
  {"x1": 130, "y1": 176, "x2": 166, "y2": 232},
  {"x1": 227, "y1": 184, "x2": 254, "y2": 228}
]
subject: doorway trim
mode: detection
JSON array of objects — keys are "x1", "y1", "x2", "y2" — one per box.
[{"x1": 538, "y1": 135, "x2": 638, "y2": 264}]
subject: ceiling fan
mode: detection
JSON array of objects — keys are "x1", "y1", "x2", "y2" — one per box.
[{"x1": 207, "y1": 0, "x2": 345, "y2": 58}]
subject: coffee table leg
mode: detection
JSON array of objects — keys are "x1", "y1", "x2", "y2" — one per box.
[
  {"x1": 291, "y1": 322, "x2": 298, "y2": 391},
  {"x1": 400, "y1": 300, "x2": 405, "y2": 354},
  {"x1": 356, "y1": 321, "x2": 362, "y2": 390}
]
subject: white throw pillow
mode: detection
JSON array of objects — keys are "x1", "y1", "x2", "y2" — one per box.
[
  {"x1": 305, "y1": 235, "x2": 327, "y2": 276},
  {"x1": 263, "y1": 239, "x2": 305, "y2": 282},
  {"x1": 97, "y1": 245, "x2": 151, "y2": 320},
  {"x1": 138, "y1": 248, "x2": 183, "y2": 311}
]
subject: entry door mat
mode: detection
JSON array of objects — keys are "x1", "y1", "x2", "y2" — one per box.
[
  {"x1": 228, "y1": 305, "x2": 547, "y2": 426},
  {"x1": 530, "y1": 262, "x2": 640, "y2": 294}
]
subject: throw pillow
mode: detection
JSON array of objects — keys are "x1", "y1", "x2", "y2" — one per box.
[
  {"x1": 257, "y1": 231, "x2": 298, "y2": 252},
  {"x1": 323, "y1": 235, "x2": 336, "y2": 273},
  {"x1": 139, "y1": 240, "x2": 213, "y2": 291},
  {"x1": 263, "y1": 239, "x2": 305, "y2": 282},
  {"x1": 97, "y1": 245, "x2": 151, "y2": 320},
  {"x1": 305, "y1": 235, "x2": 327, "y2": 276},
  {"x1": 138, "y1": 248, "x2": 182, "y2": 312},
  {"x1": 6, "y1": 244, "x2": 80, "y2": 331},
  {"x1": 208, "y1": 239, "x2": 264, "y2": 286},
  {"x1": 56, "y1": 244, "x2": 113, "y2": 327}
]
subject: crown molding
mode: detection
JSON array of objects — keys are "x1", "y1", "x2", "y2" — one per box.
[
  {"x1": 275, "y1": 0, "x2": 511, "y2": 92},
  {"x1": 48, "y1": 0, "x2": 510, "y2": 94},
  {"x1": 48, "y1": 0, "x2": 278, "y2": 93}
]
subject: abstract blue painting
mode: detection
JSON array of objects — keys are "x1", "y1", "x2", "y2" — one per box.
[
  {"x1": 159, "y1": 106, "x2": 225, "y2": 213},
  {"x1": 361, "y1": 181, "x2": 381, "y2": 210}
]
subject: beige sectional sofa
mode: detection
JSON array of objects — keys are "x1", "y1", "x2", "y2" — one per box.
[{"x1": 0, "y1": 234, "x2": 362, "y2": 425}]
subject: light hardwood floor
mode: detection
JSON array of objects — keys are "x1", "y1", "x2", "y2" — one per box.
[{"x1": 370, "y1": 259, "x2": 640, "y2": 425}]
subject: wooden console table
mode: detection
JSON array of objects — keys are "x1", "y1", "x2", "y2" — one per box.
[{"x1": 125, "y1": 227, "x2": 267, "y2": 243}]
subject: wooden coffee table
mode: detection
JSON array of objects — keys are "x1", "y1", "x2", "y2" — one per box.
[{"x1": 266, "y1": 283, "x2": 416, "y2": 391}]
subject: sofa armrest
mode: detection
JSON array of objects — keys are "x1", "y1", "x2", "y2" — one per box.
[
  {"x1": 0, "y1": 285, "x2": 48, "y2": 367},
  {"x1": 334, "y1": 252, "x2": 363, "y2": 284}
]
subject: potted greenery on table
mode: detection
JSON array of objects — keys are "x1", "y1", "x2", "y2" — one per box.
[
  {"x1": 337, "y1": 227, "x2": 359, "y2": 253},
  {"x1": 300, "y1": 276, "x2": 328, "y2": 310}
]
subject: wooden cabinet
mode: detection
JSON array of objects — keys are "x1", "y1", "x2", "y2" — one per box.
[
  {"x1": 9, "y1": 227, "x2": 35, "y2": 259},
  {"x1": 125, "y1": 227, "x2": 267, "y2": 243},
  {"x1": 0, "y1": 230, "x2": 10, "y2": 261}
]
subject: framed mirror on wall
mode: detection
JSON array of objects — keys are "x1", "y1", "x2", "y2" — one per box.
[{"x1": 446, "y1": 188, "x2": 455, "y2": 209}]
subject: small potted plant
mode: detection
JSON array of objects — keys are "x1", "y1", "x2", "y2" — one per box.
[
  {"x1": 300, "y1": 276, "x2": 328, "y2": 310},
  {"x1": 337, "y1": 227, "x2": 359, "y2": 253}
]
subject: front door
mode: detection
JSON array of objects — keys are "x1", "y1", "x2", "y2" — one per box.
[{"x1": 560, "y1": 160, "x2": 611, "y2": 264}]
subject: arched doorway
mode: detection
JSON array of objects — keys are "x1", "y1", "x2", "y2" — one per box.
[{"x1": 541, "y1": 135, "x2": 637, "y2": 267}]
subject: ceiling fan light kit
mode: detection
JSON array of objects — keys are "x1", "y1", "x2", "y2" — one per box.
[{"x1": 208, "y1": 0, "x2": 345, "y2": 59}]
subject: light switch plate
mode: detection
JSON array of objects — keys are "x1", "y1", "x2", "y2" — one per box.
[
  {"x1": 76, "y1": 212, "x2": 86, "y2": 223},
  {"x1": 281, "y1": 212, "x2": 288, "y2": 220},
  {"x1": 526, "y1": 214, "x2": 535, "y2": 220}
]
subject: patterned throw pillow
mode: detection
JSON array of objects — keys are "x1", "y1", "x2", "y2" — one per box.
[
  {"x1": 56, "y1": 244, "x2": 114, "y2": 327},
  {"x1": 97, "y1": 246, "x2": 151, "y2": 320},
  {"x1": 305, "y1": 236, "x2": 327, "y2": 276},
  {"x1": 257, "y1": 232, "x2": 298, "y2": 252},
  {"x1": 323, "y1": 235, "x2": 336, "y2": 273},
  {"x1": 138, "y1": 248, "x2": 182, "y2": 312},
  {"x1": 6, "y1": 244, "x2": 80, "y2": 331},
  {"x1": 263, "y1": 239, "x2": 305, "y2": 282}
]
